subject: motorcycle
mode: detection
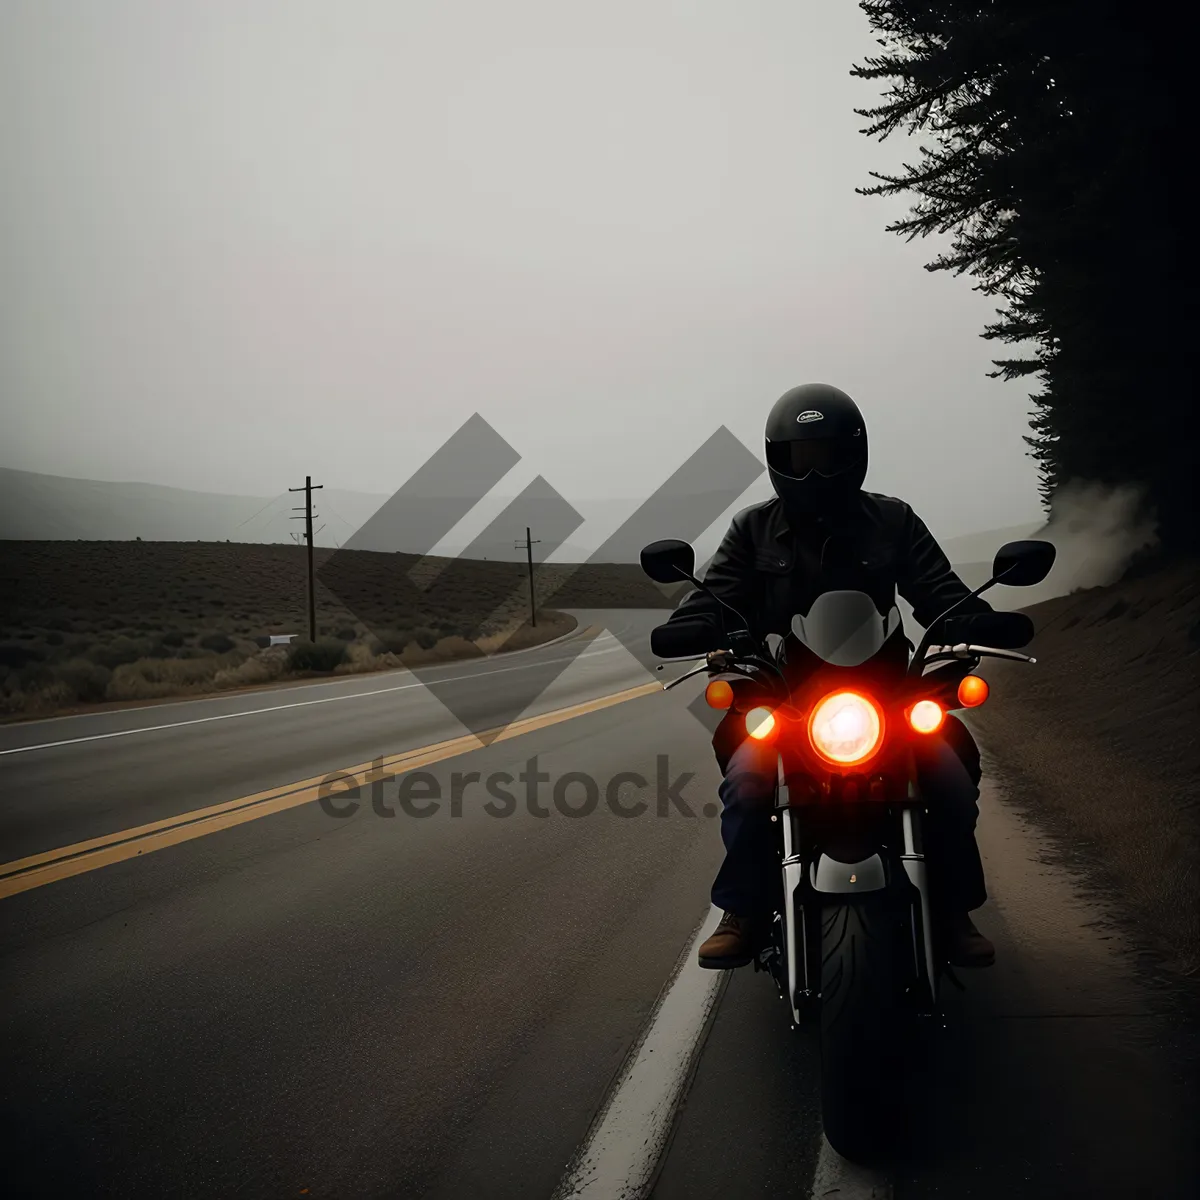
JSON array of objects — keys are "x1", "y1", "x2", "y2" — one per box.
[{"x1": 640, "y1": 535, "x2": 1056, "y2": 1160}]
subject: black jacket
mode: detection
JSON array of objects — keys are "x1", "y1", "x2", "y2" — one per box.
[
  {"x1": 660, "y1": 491, "x2": 991, "y2": 653},
  {"x1": 659, "y1": 491, "x2": 993, "y2": 778}
]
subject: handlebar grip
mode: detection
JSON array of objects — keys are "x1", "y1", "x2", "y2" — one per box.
[{"x1": 650, "y1": 616, "x2": 720, "y2": 658}]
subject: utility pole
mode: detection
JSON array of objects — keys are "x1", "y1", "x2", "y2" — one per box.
[
  {"x1": 289, "y1": 475, "x2": 324, "y2": 642},
  {"x1": 514, "y1": 526, "x2": 541, "y2": 627}
]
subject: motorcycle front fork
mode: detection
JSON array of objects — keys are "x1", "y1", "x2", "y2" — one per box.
[{"x1": 764, "y1": 761, "x2": 939, "y2": 1024}]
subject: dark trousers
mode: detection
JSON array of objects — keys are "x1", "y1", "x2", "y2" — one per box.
[{"x1": 710, "y1": 731, "x2": 987, "y2": 917}]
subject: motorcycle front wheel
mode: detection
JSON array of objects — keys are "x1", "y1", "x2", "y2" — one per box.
[{"x1": 818, "y1": 899, "x2": 911, "y2": 1162}]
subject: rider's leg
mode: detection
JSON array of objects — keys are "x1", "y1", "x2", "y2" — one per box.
[
  {"x1": 699, "y1": 735, "x2": 779, "y2": 968},
  {"x1": 915, "y1": 732, "x2": 995, "y2": 966}
]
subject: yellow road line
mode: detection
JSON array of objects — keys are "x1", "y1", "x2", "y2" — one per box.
[{"x1": 0, "y1": 681, "x2": 661, "y2": 900}]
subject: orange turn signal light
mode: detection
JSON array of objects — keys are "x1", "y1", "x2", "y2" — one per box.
[
  {"x1": 957, "y1": 674, "x2": 989, "y2": 708},
  {"x1": 908, "y1": 699, "x2": 945, "y2": 734},
  {"x1": 705, "y1": 679, "x2": 734, "y2": 710}
]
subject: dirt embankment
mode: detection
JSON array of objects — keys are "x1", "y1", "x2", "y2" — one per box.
[
  {"x1": 971, "y1": 556, "x2": 1200, "y2": 977},
  {"x1": 0, "y1": 540, "x2": 675, "y2": 718}
]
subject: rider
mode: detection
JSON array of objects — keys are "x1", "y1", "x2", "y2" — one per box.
[{"x1": 652, "y1": 384, "x2": 1033, "y2": 971}]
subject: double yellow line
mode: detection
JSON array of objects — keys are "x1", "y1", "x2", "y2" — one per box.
[{"x1": 0, "y1": 681, "x2": 661, "y2": 900}]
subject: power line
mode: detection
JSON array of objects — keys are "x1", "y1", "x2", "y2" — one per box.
[{"x1": 236, "y1": 491, "x2": 288, "y2": 529}]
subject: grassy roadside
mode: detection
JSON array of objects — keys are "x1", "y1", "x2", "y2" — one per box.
[
  {"x1": 970, "y1": 555, "x2": 1200, "y2": 979},
  {"x1": 0, "y1": 539, "x2": 676, "y2": 719}
]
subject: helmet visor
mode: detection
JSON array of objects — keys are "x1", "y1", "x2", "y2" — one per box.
[{"x1": 767, "y1": 435, "x2": 864, "y2": 480}]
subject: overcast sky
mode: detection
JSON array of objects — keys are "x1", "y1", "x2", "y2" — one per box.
[{"x1": 0, "y1": 1, "x2": 1043, "y2": 542}]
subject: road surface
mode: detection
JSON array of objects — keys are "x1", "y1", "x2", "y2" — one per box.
[{"x1": 1, "y1": 612, "x2": 1195, "y2": 1198}]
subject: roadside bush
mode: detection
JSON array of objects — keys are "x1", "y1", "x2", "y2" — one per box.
[
  {"x1": 160, "y1": 630, "x2": 187, "y2": 647},
  {"x1": 18, "y1": 663, "x2": 56, "y2": 690},
  {"x1": 368, "y1": 631, "x2": 411, "y2": 656},
  {"x1": 411, "y1": 626, "x2": 439, "y2": 651},
  {"x1": 0, "y1": 643, "x2": 45, "y2": 669},
  {"x1": 198, "y1": 632, "x2": 236, "y2": 653},
  {"x1": 334, "y1": 626, "x2": 357, "y2": 641},
  {"x1": 214, "y1": 652, "x2": 287, "y2": 690},
  {"x1": 402, "y1": 635, "x2": 484, "y2": 666},
  {"x1": 57, "y1": 659, "x2": 113, "y2": 703},
  {"x1": 44, "y1": 631, "x2": 64, "y2": 646},
  {"x1": 107, "y1": 655, "x2": 230, "y2": 700},
  {"x1": 286, "y1": 639, "x2": 347, "y2": 672},
  {"x1": 88, "y1": 637, "x2": 152, "y2": 669}
]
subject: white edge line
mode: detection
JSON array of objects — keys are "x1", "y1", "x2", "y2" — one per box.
[
  {"x1": 2, "y1": 625, "x2": 618, "y2": 728},
  {"x1": 0, "y1": 637, "x2": 630, "y2": 758},
  {"x1": 551, "y1": 906, "x2": 726, "y2": 1200}
]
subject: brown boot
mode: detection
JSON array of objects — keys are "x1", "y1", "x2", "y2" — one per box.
[
  {"x1": 944, "y1": 911, "x2": 996, "y2": 968},
  {"x1": 698, "y1": 911, "x2": 756, "y2": 969}
]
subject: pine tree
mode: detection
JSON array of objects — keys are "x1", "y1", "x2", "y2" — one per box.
[{"x1": 853, "y1": 1, "x2": 1192, "y2": 549}]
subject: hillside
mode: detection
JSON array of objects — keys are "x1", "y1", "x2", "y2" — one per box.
[
  {"x1": 0, "y1": 467, "x2": 390, "y2": 548},
  {"x1": 0, "y1": 540, "x2": 675, "y2": 717},
  {"x1": 970, "y1": 556, "x2": 1200, "y2": 977}
]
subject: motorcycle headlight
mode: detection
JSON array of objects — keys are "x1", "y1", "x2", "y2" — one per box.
[{"x1": 808, "y1": 690, "x2": 884, "y2": 766}]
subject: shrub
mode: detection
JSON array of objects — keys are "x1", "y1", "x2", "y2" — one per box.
[
  {"x1": 88, "y1": 637, "x2": 151, "y2": 669},
  {"x1": 286, "y1": 639, "x2": 347, "y2": 672},
  {"x1": 160, "y1": 630, "x2": 187, "y2": 647},
  {"x1": 214, "y1": 654, "x2": 286, "y2": 690},
  {"x1": 57, "y1": 659, "x2": 113, "y2": 703},
  {"x1": 402, "y1": 635, "x2": 484, "y2": 666},
  {"x1": 0, "y1": 643, "x2": 45, "y2": 669},
  {"x1": 18, "y1": 663, "x2": 56, "y2": 690},
  {"x1": 369, "y1": 631, "x2": 411, "y2": 656},
  {"x1": 45, "y1": 631, "x2": 64, "y2": 646},
  {"x1": 411, "y1": 626, "x2": 439, "y2": 651},
  {"x1": 198, "y1": 632, "x2": 236, "y2": 653},
  {"x1": 335, "y1": 627, "x2": 357, "y2": 641},
  {"x1": 107, "y1": 656, "x2": 226, "y2": 700}
]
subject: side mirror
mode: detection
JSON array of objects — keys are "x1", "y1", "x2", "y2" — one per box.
[
  {"x1": 640, "y1": 539, "x2": 697, "y2": 585},
  {"x1": 992, "y1": 539, "x2": 1056, "y2": 587}
]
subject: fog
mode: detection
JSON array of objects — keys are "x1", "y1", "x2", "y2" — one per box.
[
  {"x1": 987, "y1": 482, "x2": 1158, "y2": 612},
  {"x1": 0, "y1": 1, "x2": 1045, "y2": 548}
]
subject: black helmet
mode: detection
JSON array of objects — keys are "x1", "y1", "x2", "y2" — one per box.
[{"x1": 764, "y1": 383, "x2": 867, "y2": 517}]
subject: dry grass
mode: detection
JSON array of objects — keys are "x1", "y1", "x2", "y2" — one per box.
[
  {"x1": 972, "y1": 555, "x2": 1200, "y2": 977},
  {"x1": 0, "y1": 539, "x2": 653, "y2": 718}
]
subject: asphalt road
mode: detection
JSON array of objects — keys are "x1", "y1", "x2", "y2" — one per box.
[{"x1": 1, "y1": 614, "x2": 1196, "y2": 1198}]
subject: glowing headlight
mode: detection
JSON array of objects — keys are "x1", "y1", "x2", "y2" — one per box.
[{"x1": 808, "y1": 690, "x2": 884, "y2": 766}]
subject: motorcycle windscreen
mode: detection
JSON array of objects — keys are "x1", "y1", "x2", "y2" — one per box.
[{"x1": 790, "y1": 590, "x2": 903, "y2": 667}]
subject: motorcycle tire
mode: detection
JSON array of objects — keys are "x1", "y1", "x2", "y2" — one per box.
[{"x1": 818, "y1": 899, "x2": 910, "y2": 1163}]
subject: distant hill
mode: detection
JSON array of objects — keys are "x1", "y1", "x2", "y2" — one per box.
[
  {"x1": 0, "y1": 468, "x2": 388, "y2": 548},
  {"x1": 0, "y1": 467, "x2": 1043, "y2": 569},
  {"x1": 0, "y1": 468, "x2": 678, "y2": 560}
]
